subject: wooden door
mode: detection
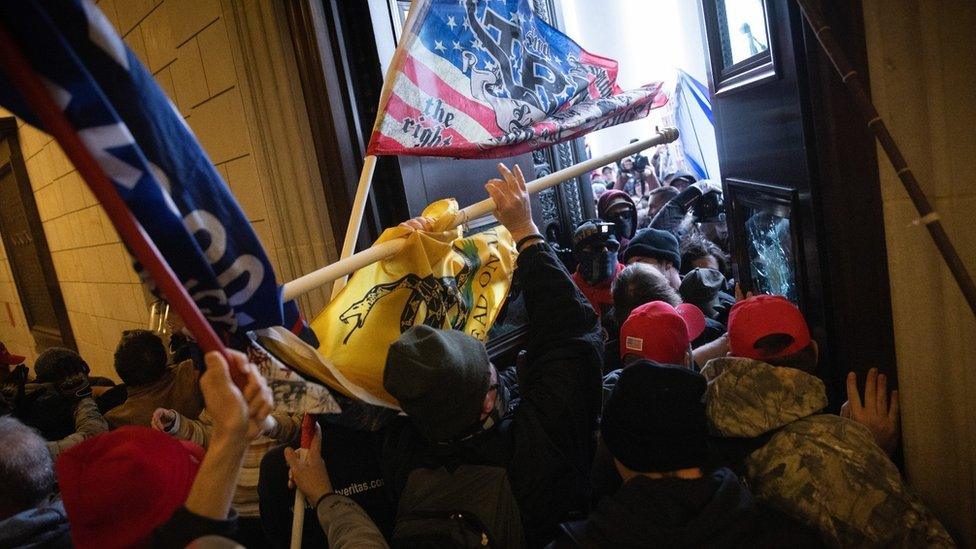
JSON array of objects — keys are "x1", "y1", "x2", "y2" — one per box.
[
  {"x1": 0, "y1": 119, "x2": 75, "y2": 351},
  {"x1": 702, "y1": 0, "x2": 895, "y2": 406}
]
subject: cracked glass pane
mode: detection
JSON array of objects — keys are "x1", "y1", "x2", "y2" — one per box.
[{"x1": 744, "y1": 208, "x2": 797, "y2": 303}]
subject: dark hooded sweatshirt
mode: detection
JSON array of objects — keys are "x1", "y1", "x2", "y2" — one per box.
[
  {"x1": 597, "y1": 191, "x2": 637, "y2": 252},
  {"x1": 382, "y1": 243, "x2": 604, "y2": 547},
  {"x1": 582, "y1": 468, "x2": 821, "y2": 548}
]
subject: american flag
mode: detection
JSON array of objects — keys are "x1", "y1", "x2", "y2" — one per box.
[
  {"x1": 0, "y1": 0, "x2": 285, "y2": 334},
  {"x1": 368, "y1": 0, "x2": 669, "y2": 159}
]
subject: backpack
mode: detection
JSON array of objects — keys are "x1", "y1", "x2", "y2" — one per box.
[{"x1": 393, "y1": 464, "x2": 524, "y2": 548}]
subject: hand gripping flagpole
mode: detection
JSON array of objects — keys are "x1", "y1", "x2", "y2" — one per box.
[
  {"x1": 0, "y1": 25, "x2": 234, "y2": 369},
  {"x1": 794, "y1": 0, "x2": 976, "y2": 318},
  {"x1": 290, "y1": 414, "x2": 317, "y2": 549},
  {"x1": 282, "y1": 127, "x2": 679, "y2": 300}
]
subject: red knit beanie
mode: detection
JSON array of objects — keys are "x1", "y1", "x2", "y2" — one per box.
[{"x1": 56, "y1": 426, "x2": 204, "y2": 548}]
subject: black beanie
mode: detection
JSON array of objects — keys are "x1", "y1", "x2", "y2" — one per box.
[
  {"x1": 620, "y1": 228, "x2": 681, "y2": 269},
  {"x1": 33, "y1": 347, "x2": 89, "y2": 383},
  {"x1": 384, "y1": 325, "x2": 491, "y2": 442},
  {"x1": 600, "y1": 360, "x2": 708, "y2": 473}
]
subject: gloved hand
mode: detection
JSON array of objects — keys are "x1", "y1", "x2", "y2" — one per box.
[
  {"x1": 671, "y1": 183, "x2": 705, "y2": 211},
  {"x1": 672, "y1": 181, "x2": 721, "y2": 211},
  {"x1": 56, "y1": 371, "x2": 93, "y2": 401},
  {"x1": 0, "y1": 365, "x2": 29, "y2": 415}
]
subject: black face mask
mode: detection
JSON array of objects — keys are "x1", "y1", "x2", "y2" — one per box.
[
  {"x1": 577, "y1": 249, "x2": 618, "y2": 285},
  {"x1": 446, "y1": 377, "x2": 513, "y2": 443},
  {"x1": 480, "y1": 379, "x2": 512, "y2": 433},
  {"x1": 608, "y1": 213, "x2": 635, "y2": 240}
]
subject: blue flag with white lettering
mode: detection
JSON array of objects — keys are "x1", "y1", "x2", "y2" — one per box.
[{"x1": 0, "y1": 0, "x2": 282, "y2": 333}]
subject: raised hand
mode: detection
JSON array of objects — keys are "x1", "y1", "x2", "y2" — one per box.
[
  {"x1": 485, "y1": 163, "x2": 539, "y2": 243},
  {"x1": 841, "y1": 368, "x2": 900, "y2": 456},
  {"x1": 200, "y1": 350, "x2": 273, "y2": 440}
]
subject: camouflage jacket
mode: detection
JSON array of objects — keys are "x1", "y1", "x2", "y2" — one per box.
[{"x1": 701, "y1": 357, "x2": 954, "y2": 548}]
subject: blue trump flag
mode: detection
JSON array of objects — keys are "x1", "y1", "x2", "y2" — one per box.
[{"x1": 0, "y1": 0, "x2": 283, "y2": 333}]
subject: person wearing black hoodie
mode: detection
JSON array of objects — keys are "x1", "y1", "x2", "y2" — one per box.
[
  {"x1": 571, "y1": 362, "x2": 821, "y2": 548},
  {"x1": 597, "y1": 190, "x2": 638, "y2": 252},
  {"x1": 381, "y1": 164, "x2": 604, "y2": 547}
]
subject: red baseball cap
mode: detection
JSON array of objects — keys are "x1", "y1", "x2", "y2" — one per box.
[
  {"x1": 56, "y1": 426, "x2": 205, "y2": 549},
  {"x1": 728, "y1": 295, "x2": 811, "y2": 361},
  {"x1": 620, "y1": 301, "x2": 706, "y2": 365},
  {"x1": 0, "y1": 342, "x2": 26, "y2": 366}
]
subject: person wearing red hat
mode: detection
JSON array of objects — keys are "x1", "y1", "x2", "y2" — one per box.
[
  {"x1": 608, "y1": 263, "x2": 730, "y2": 375},
  {"x1": 0, "y1": 341, "x2": 27, "y2": 368},
  {"x1": 726, "y1": 294, "x2": 817, "y2": 368},
  {"x1": 701, "y1": 295, "x2": 952, "y2": 546},
  {"x1": 726, "y1": 295, "x2": 901, "y2": 456},
  {"x1": 57, "y1": 350, "x2": 274, "y2": 548},
  {"x1": 618, "y1": 301, "x2": 706, "y2": 368},
  {"x1": 0, "y1": 342, "x2": 27, "y2": 416}
]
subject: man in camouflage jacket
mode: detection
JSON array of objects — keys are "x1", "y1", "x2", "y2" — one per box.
[
  {"x1": 703, "y1": 356, "x2": 953, "y2": 546},
  {"x1": 703, "y1": 296, "x2": 954, "y2": 547}
]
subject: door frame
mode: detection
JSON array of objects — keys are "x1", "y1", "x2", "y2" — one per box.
[
  {"x1": 701, "y1": 0, "x2": 896, "y2": 407},
  {"x1": 0, "y1": 117, "x2": 76, "y2": 351}
]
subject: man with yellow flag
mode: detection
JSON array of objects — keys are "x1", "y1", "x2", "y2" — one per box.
[{"x1": 376, "y1": 164, "x2": 604, "y2": 547}]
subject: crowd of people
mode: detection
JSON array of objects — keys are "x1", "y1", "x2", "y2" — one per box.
[
  {"x1": 0, "y1": 162, "x2": 957, "y2": 547},
  {"x1": 589, "y1": 145, "x2": 701, "y2": 234}
]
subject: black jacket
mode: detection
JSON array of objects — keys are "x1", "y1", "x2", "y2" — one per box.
[
  {"x1": 582, "y1": 468, "x2": 822, "y2": 548},
  {"x1": 382, "y1": 242, "x2": 604, "y2": 546}
]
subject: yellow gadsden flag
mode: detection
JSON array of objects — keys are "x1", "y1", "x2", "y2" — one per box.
[{"x1": 305, "y1": 199, "x2": 515, "y2": 409}]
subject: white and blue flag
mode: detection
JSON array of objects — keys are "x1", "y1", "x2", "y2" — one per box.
[{"x1": 0, "y1": 0, "x2": 285, "y2": 334}]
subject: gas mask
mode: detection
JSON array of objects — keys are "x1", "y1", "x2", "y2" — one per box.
[
  {"x1": 606, "y1": 210, "x2": 636, "y2": 241},
  {"x1": 572, "y1": 221, "x2": 620, "y2": 285}
]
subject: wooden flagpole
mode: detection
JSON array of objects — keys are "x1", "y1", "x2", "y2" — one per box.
[
  {"x1": 282, "y1": 127, "x2": 679, "y2": 300},
  {"x1": 328, "y1": 0, "x2": 432, "y2": 299},
  {"x1": 329, "y1": 155, "x2": 376, "y2": 298},
  {"x1": 794, "y1": 0, "x2": 976, "y2": 318},
  {"x1": 0, "y1": 25, "x2": 234, "y2": 366}
]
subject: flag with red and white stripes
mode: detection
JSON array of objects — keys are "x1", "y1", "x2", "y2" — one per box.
[{"x1": 367, "y1": 0, "x2": 669, "y2": 159}]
